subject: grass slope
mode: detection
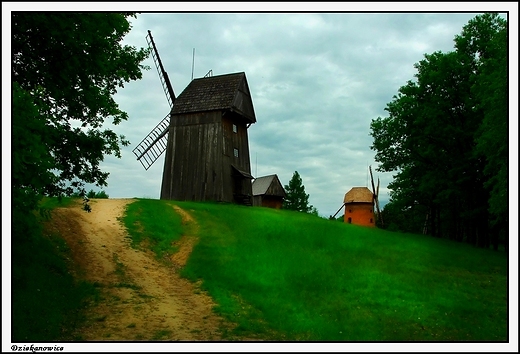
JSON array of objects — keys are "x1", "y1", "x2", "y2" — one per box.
[
  {"x1": 123, "y1": 198, "x2": 184, "y2": 259},
  {"x1": 11, "y1": 197, "x2": 99, "y2": 342},
  {"x1": 123, "y1": 199, "x2": 507, "y2": 342}
]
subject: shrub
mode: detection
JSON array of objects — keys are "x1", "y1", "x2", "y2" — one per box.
[{"x1": 86, "y1": 189, "x2": 109, "y2": 199}]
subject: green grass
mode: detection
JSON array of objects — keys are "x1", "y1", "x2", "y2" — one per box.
[
  {"x1": 122, "y1": 198, "x2": 184, "y2": 260},
  {"x1": 11, "y1": 198, "x2": 100, "y2": 341},
  {"x1": 122, "y1": 199, "x2": 507, "y2": 342},
  {"x1": 39, "y1": 196, "x2": 77, "y2": 210},
  {"x1": 10, "y1": 196, "x2": 507, "y2": 342}
]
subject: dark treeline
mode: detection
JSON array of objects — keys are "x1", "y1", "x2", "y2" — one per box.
[{"x1": 370, "y1": 13, "x2": 508, "y2": 250}]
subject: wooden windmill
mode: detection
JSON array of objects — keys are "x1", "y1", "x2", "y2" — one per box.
[{"x1": 133, "y1": 31, "x2": 257, "y2": 205}]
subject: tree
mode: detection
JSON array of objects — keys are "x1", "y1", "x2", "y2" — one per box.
[
  {"x1": 12, "y1": 13, "x2": 149, "y2": 216},
  {"x1": 456, "y1": 13, "x2": 508, "y2": 250},
  {"x1": 372, "y1": 49, "x2": 483, "y2": 240},
  {"x1": 283, "y1": 171, "x2": 315, "y2": 213},
  {"x1": 369, "y1": 13, "x2": 507, "y2": 248}
]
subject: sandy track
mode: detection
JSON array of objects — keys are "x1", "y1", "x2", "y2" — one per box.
[{"x1": 49, "y1": 198, "x2": 232, "y2": 341}]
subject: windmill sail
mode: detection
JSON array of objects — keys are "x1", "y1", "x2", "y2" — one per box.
[
  {"x1": 132, "y1": 113, "x2": 170, "y2": 170},
  {"x1": 369, "y1": 165, "x2": 384, "y2": 227},
  {"x1": 376, "y1": 177, "x2": 384, "y2": 226},
  {"x1": 331, "y1": 203, "x2": 345, "y2": 219},
  {"x1": 146, "y1": 30, "x2": 176, "y2": 108},
  {"x1": 133, "y1": 30, "x2": 176, "y2": 170}
]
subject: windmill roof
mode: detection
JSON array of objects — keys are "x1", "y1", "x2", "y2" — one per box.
[
  {"x1": 344, "y1": 187, "x2": 374, "y2": 204},
  {"x1": 171, "y1": 72, "x2": 256, "y2": 123},
  {"x1": 252, "y1": 174, "x2": 286, "y2": 197},
  {"x1": 232, "y1": 164, "x2": 254, "y2": 179}
]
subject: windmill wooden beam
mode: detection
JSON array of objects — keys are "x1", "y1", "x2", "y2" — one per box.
[
  {"x1": 133, "y1": 30, "x2": 177, "y2": 171},
  {"x1": 331, "y1": 203, "x2": 346, "y2": 219},
  {"x1": 369, "y1": 165, "x2": 384, "y2": 227},
  {"x1": 146, "y1": 30, "x2": 176, "y2": 108},
  {"x1": 376, "y1": 176, "x2": 384, "y2": 227}
]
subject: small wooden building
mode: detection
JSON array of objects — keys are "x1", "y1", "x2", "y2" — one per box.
[
  {"x1": 344, "y1": 187, "x2": 375, "y2": 227},
  {"x1": 160, "y1": 72, "x2": 256, "y2": 205},
  {"x1": 252, "y1": 174, "x2": 286, "y2": 209}
]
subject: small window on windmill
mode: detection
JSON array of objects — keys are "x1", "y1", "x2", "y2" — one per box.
[
  {"x1": 234, "y1": 148, "x2": 239, "y2": 158},
  {"x1": 233, "y1": 124, "x2": 237, "y2": 133}
]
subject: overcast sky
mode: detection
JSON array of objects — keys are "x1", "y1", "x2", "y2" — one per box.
[
  {"x1": 4, "y1": 3, "x2": 515, "y2": 220},
  {"x1": 92, "y1": 8, "x2": 509, "y2": 218}
]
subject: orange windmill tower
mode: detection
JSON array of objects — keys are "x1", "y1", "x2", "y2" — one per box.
[
  {"x1": 343, "y1": 186, "x2": 375, "y2": 226},
  {"x1": 332, "y1": 166, "x2": 383, "y2": 227}
]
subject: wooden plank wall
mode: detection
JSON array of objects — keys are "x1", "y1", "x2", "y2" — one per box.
[
  {"x1": 161, "y1": 111, "x2": 224, "y2": 201},
  {"x1": 265, "y1": 179, "x2": 285, "y2": 197},
  {"x1": 222, "y1": 113, "x2": 253, "y2": 197},
  {"x1": 161, "y1": 110, "x2": 253, "y2": 202}
]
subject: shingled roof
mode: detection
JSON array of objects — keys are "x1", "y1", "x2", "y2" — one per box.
[
  {"x1": 171, "y1": 72, "x2": 256, "y2": 124},
  {"x1": 344, "y1": 187, "x2": 374, "y2": 204},
  {"x1": 252, "y1": 174, "x2": 286, "y2": 197}
]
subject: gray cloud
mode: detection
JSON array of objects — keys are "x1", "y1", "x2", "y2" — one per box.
[{"x1": 9, "y1": 8, "x2": 507, "y2": 217}]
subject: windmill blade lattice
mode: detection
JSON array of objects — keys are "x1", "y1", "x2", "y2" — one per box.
[
  {"x1": 146, "y1": 31, "x2": 175, "y2": 109},
  {"x1": 132, "y1": 113, "x2": 170, "y2": 170},
  {"x1": 369, "y1": 165, "x2": 384, "y2": 227},
  {"x1": 134, "y1": 30, "x2": 176, "y2": 171}
]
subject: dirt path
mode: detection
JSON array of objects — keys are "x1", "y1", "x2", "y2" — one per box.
[{"x1": 49, "y1": 198, "x2": 234, "y2": 341}]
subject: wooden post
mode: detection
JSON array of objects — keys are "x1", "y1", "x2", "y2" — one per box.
[
  {"x1": 369, "y1": 166, "x2": 384, "y2": 227},
  {"x1": 376, "y1": 177, "x2": 384, "y2": 227},
  {"x1": 331, "y1": 203, "x2": 345, "y2": 219},
  {"x1": 423, "y1": 209, "x2": 429, "y2": 235}
]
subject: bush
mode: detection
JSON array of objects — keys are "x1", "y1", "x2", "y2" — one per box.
[{"x1": 86, "y1": 189, "x2": 109, "y2": 199}]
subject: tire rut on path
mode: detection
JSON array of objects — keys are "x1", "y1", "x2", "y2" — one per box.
[{"x1": 51, "y1": 199, "x2": 233, "y2": 341}]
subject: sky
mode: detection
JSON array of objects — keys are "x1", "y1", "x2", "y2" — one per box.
[
  {"x1": 4, "y1": 3, "x2": 515, "y2": 219},
  {"x1": 62, "y1": 6, "x2": 511, "y2": 218}
]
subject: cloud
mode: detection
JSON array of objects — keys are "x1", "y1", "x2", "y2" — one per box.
[
  {"x1": 8, "y1": 9, "x2": 508, "y2": 218},
  {"x1": 104, "y1": 11, "x2": 505, "y2": 217}
]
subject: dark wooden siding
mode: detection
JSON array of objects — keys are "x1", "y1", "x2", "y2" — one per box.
[
  {"x1": 231, "y1": 75, "x2": 256, "y2": 124},
  {"x1": 264, "y1": 180, "x2": 285, "y2": 197},
  {"x1": 253, "y1": 195, "x2": 283, "y2": 209},
  {"x1": 252, "y1": 195, "x2": 262, "y2": 207},
  {"x1": 161, "y1": 110, "x2": 228, "y2": 202},
  {"x1": 161, "y1": 110, "x2": 253, "y2": 202},
  {"x1": 222, "y1": 113, "x2": 251, "y2": 171},
  {"x1": 222, "y1": 113, "x2": 253, "y2": 198}
]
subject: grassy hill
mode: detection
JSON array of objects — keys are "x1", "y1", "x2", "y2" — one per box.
[
  {"x1": 122, "y1": 199, "x2": 508, "y2": 341},
  {"x1": 11, "y1": 197, "x2": 100, "y2": 342}
]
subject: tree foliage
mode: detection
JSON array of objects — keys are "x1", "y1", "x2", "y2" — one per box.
[
  {"x1": 11, "y1": 12, "x2": 144, "y2": 342},
  {"x1": 12, "y1": 13, "x2": 149, "y2": 215},
  {"x1": 466, "y1": 16, "x2": 508, "y2": 229},
  {"x1": 370, "y1": 13, "x2": 507, "y2": 249},
  {"x1": 283, "y1": 171, "x2": 315, "y2": 214}
]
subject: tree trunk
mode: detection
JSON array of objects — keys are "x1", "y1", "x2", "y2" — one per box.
[{"x1": 466, "y1": 219, "x2": 476, "y2": 246}]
